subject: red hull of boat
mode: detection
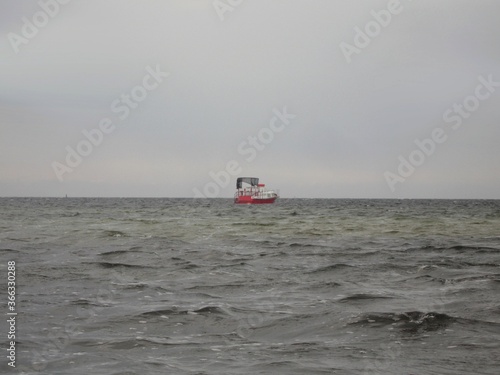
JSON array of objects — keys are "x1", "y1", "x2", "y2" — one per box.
[{"x1": 234, "y1": 196, "x2": 277, "y2": 204}]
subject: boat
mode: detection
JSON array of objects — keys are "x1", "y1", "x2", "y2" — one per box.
[{"x1": 234, "y1": 177, "x2": 279, "y2": 204}]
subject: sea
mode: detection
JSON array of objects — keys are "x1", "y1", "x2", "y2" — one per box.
[{"x1": 1, "y1": 198, "x2": 499, "y2": 375}]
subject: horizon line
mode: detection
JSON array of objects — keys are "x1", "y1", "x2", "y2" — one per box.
[{"x1": 1, "y1": 196, "x2": 499, "y2": 200}]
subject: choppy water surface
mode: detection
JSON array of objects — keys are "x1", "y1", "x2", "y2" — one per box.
[{"x1": 1, "y1": 198, "x2": 499, "y2": 374}]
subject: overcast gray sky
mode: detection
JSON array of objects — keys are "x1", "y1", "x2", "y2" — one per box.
[{"x1": 1, "y1": 0, "x2": 499, "y2": 198}]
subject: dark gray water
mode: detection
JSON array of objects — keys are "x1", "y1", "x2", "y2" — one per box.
[{"x1": 1, "y1": 198, "x2": 500, "y2": 374}]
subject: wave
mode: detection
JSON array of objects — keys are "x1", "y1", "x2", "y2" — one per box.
[
  {"x1": 186, "y1": 283, "x2": 246, "y2": 292},
  {"x1": 139, "y1": 307, "x2": 188, "y2": 317},
  {"x1": 111, "y1": 282, "x2": 151, "y2": 290},
  {"x1": 411, "y1": 244, "x2": 500, "y2": 253},
  {"x1": 138, "y1": 305, "x2": 229, "y2": 318},
  {"x1": 350, "y1": 311, "x2": 456, "y2": 333},
  {"x1": 5, "y1": 237, "x2": 30, "y2": 242},
  {"x1": 447, "y1": 245, "x2": 500, "y2": 252},
  {"x1": 72, "y1": 298, "x2": 104, "y2": 307},
  {"x1": 231, "y1": 222, "x2": 274, "y2": 227},
  {"x1": 349, "y1": 311, "x2": 500, "y2": 334},
  {"x1": 76, "y1": 333, "x2": 227, "y2": 351},
  {"x1": 339, "y1": 293, "x2": 393, "y2": 302},
  {"x1": 411, "y1": 267, "x2": 500, "y2": 284},
  {"x1": 308, "y1": 263, "x2": 355, "y2": 273},
  {"x1": 99, "y1": 249, "x2": 131, "y2": 256},
  {"x1": 0, "y1": 248, "x2": 19, "y2": 253},
  {"x1": 191, "y1": 306, "x2": 228, "y2": 315},
  {"x1": 102, "y1": 230, "x2": 128, "y2": 238},
  {"x1": 289, "y1": 242, "x2": 328, "y2": 248},
  {"x1": 252, "y1": 239, "x2": 288, "y2": 247},
  {"x1": 76, "y1": 338, "x2": 189, "y2": 350},
  {"x1": 300, "y1": 281, "x2": 342, "y2": 289},
  {"x1": 95, "y1": 262, "x2": 153, "y2": 269},
  {"x1": 446, "y1": 273, "x2": 500, "y2": 284}
]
